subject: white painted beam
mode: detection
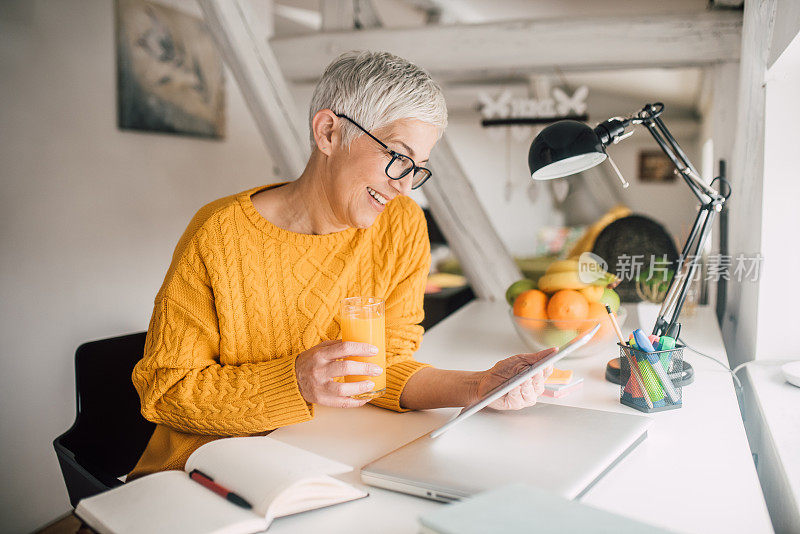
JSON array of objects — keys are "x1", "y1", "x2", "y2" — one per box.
[
  {"x1": 198, "y1": 0, "x2": 309, "y2": 177},
  {"x1": 271, "y1": 11, "x2": 743, "y2": 83}
]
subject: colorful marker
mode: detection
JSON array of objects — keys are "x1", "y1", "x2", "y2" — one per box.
[
  {"x1": 633, "y1": 329, "x2": 680, "y2": 403},
  {"x1": 605, "y1": 305, "x2": 653, "y2": 409}
]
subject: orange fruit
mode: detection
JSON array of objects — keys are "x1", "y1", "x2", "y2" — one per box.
[
  {"x1": 513, "y1": 289, "x2": 548, "y2": 331},
  {"x1": 513, "y1": 289, "x2": 548, "y2": 319},
  {"x1": 546, "y1": 289, "x2": 589, "y2": 330},
  {"x1": 584, "y1": 301, "x2": 614, "y2": 339}
]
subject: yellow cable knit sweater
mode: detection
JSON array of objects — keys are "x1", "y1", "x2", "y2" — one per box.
[{"x1": 128, "y1": 183, "x2": 431, "y2": 479}]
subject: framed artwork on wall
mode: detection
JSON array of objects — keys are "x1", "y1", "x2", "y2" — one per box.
[
  {"x1": 638, "y1": 150, "x2": 676, "y2": 182},
  {"x1": 115, "y1": 0, "x2": 225, "y2": 139}
]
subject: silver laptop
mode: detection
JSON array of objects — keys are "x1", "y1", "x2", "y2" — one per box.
[{"x1": 361, "y1": 403, "x2": 652, "y2": 502}]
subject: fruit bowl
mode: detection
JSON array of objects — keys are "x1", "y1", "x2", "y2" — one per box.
[{"x1": 509, "y1": 307, "x2": 628, "y2": 359}]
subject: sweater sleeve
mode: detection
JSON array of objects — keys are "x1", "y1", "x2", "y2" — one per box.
[
  {"x1": 370, "y1": 200, "x2": 432, "y2": 412},
  {"x1": 132, "y1": 245, "x2": 313, "y2": 436}
]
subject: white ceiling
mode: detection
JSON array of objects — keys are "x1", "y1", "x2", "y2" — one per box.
[{"x1": 561, "y1": 68, "x2": 703, "y2": 110}]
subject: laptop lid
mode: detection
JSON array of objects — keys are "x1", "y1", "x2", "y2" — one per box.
[{"x1": 361, "y1": 403, "x2": 652, "y2": 502}]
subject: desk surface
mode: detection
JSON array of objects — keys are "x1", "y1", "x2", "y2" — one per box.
[{"x1": 270, "y1": 300, "x2": 772, "y2": 534}]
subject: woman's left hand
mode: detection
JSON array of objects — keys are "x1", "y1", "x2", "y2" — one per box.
[{"x1": 473, "y1": 348, "x2": 557, "y2": 410}]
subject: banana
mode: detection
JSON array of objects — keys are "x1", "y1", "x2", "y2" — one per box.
[
  {"x1": 545, "y1": 259, "x2": 581, "y2": 275},
  {"x1": 537, "y1": 271, "x2": 589, "y2": 293},
  {"x1": 544, "y1": 258, "x2": 618, "y2": 287}
]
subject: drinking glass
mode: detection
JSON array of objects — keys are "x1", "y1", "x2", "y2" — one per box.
[{"x1": 340, "y1": 297, "x2": 386, "y2": 400}]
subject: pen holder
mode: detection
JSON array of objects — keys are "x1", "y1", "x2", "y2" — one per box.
[{"x1": 618, "y1": 343, "x2": 684, "y2": 413}]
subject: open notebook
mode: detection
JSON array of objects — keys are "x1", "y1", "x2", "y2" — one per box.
[{"x1": 75, "y1": 437, "x2": 368, "y2": 534}]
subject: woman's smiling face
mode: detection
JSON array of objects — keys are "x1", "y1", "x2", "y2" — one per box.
[{"x1": 322, "y1": 115, "x2": 440, "y2": 230}]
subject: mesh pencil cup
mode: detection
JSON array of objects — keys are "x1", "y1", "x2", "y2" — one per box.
[{"x1": 619, "y1": 343, "x2": 684, "y2": 413}]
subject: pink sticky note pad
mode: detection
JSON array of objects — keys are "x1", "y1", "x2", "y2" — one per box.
[{"x1": 543, "y1": 378, "x2": 584, "y2": 398}]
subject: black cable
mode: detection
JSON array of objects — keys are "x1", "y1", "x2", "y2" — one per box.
[{"x1": 711, "y1": 176, "x2": 732, "y2": 200}]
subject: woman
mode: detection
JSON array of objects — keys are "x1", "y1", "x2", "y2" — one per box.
[{"x1": 129, "y1": 51, "x2": 554, "y2": 479}]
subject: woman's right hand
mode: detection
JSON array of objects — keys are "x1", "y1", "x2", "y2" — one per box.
[{"x1": 295, "y1": 339, "x2": 383, "y2": 408}]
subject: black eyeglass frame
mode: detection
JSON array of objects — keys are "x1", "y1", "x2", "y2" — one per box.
[{"x1": 334, "y1": 113, "x2": 432, "y2": 189}]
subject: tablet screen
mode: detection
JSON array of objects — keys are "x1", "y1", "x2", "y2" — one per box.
[{"x1": 430, "y1": 324, "x2": 600, "y2": 438}]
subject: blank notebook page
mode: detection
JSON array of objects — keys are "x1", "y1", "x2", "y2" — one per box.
[
  {"x1": 184, "y1": 437, "x2": 355, "y2": 516},
  {"x1": 76, "y1": 471, "x2": 265, "y2": 534}
]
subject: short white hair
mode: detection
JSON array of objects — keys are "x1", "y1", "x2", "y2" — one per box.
[{"x1": 308, "y1": 50, "x2": 448, "y2": 149}]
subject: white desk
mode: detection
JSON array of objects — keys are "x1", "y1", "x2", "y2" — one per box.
[
  {"x1": 270, "y1": 301, "x2": 773, "y2": 533},
  {"x1": 744, "y1": 363, "x2": 800, "y2": 533}
]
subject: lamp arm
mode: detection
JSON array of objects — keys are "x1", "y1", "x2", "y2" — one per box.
[
  {"x1": 669, "y1": 208, "x2": 717, "y2": 328},
  {"x1": 653, "y1": 206, "x2": 717, "y2": 336},
  {"x1": 650, "y1": 120, "x2": 722, "y2": 202},
  {"x1": 652, "y1": 114, "x2": 702, "y2": 179},
  {"x1": 655, "y1": 208, "x2": 709, "y2": 331},
  {"x1": 595, "y1": 106, "x2": 723, "y2": 203},
  {"x1": 641, "y1": 122, "x2": 710, "y2": 203},
  {"x1": 587, "y1": 103, "x2": 729, "y2": 335},
  {"x1": 603, "y1": 104, "x2": 727, "y2": 336}
]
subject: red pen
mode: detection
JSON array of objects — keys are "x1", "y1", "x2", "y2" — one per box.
[{"x1": 189, "y1": 469, "x2": 252, "y2": 509}]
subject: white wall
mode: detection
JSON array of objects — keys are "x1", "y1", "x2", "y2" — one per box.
[
  {"x1": 755, "y1": 30, "x2": 800, "y2": 360},
  {"x1": 0, "y1": 1, "x2": 275, "y2": 531}
]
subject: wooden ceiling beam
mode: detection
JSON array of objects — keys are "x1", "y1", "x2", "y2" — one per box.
[{"x1": 271, "y1": 11, "x2": 742, "y2": 83}]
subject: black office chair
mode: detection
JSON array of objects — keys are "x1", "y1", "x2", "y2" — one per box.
[{"x1": 53, "y1": 332, "x2": 156, "y2": 507}]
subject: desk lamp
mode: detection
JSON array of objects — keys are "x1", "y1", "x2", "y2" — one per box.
[{"x1": 528, "y1": 103, "x2": 730, "y2": 336}]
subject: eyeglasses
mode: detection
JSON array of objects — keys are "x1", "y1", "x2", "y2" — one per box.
[{"x1": 334, "y1": 113, "x2": 432, "y2": 190}]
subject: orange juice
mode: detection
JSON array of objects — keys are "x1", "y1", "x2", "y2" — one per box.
[{"x1": 340, "y1": 297, "x2": 386, "y2": 400}]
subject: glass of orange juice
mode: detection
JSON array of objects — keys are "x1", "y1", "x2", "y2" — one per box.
[{"x1": 340, "y1": 297, "x2": 386, "y2": 400}]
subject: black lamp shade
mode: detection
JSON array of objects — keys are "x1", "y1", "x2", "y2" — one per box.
[{"x1": 528, "y1": 120, "x2": 607, "y2": 180}]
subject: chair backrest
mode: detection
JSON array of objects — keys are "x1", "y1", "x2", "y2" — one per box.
[{"x1": 54, "y1": 332, "x2": 156, "y2": 506}]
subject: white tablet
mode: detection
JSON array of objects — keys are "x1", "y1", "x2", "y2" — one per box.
[{"x1": 430, "y1": 324, "x2": 600, "y2": 438}]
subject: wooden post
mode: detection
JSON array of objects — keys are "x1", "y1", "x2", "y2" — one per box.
[{"x1": 198, "y1": 0, "x2": 309, "y2": 177}]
